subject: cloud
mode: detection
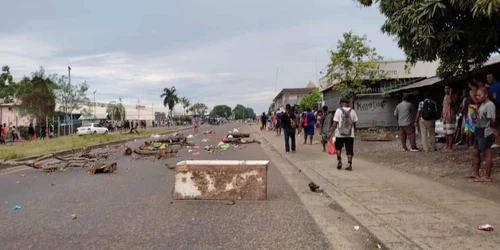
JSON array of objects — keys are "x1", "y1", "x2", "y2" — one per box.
[{"x1": 1, "y1": 0, "x2": 406, "y2": 113}]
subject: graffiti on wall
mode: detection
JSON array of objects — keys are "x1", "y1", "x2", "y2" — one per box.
[{"x1": 355, "y1": 99, "x2": 388, "y2": 112}]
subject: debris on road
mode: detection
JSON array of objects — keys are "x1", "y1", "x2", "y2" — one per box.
[
  {"x1": 13, "y1": 205, "x2": 21, "y2": 210},
  {"x1": 477, "y1": 223, "x2": 494, "y2": 231},
  {"x1": 308, "y1": 182, "x2": 323, "y2": 192},
  {"x1": 1, "y1": 147, "x2": 114, "y2": 173},
  {"x1": 124, "y1": 147, "x2": 133, "y2": 155},
  {"x1": 226, "y1": 200, "x2": 236, "y2": 205},
  {"x1": 88, "y1": 162, "x2": 117, "y2": 174},
  {"x1": 226, "y1": 132, "x2": 250, "y2": 139},
  {"x1": 71, "y1": 214, "x2": 77, "y2": 220},
  {"x1": 202, "y1": 130, "x2": 213, "y2": 135},
  {"x1": 354, "y1": 226, "x2": 360, "y2": 230}
]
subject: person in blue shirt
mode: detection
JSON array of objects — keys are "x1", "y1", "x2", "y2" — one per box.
[
  {"x1": 487, "y1": 72, "x2": 500, "y2": 147},
  {"x1": 302, "y1": 108, "x2": 316, "y2": 144}
]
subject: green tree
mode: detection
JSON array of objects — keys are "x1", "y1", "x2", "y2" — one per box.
[
  {"x1": 106, "y1": 102, "x2": 126, "y2": 121},
  {"x1": 233, "y1": 104, "x2": 252, "y2": 120},
  {"x1": 299, "y1": 88, "x2": 322, "y2": 110},
  {"x1": 267, "y1": 103, "x2": 275, "y2": 115},
  {"x1": 210, "y1": 105, "x2": 232, "y2": 117},
  {"x1": 17, "y1": 67, "x2": 58, "y2": 123},
  {"x1": 188, "y1": 103, "x2": 208, "y2": 117},
  {"x1": 160, "y1": 86, "x2": 179, "y2": 116},
  {"x1": 245, "y1": 107, "x2": 256, "y2": 119},
  {"x1": 0, "y1": 66, "x2": 19, "y2": 103},
  {"x1": 326, "y1": 31, "x2": 386, "y2": 99},
  {"x1": 357, "y1": 0, "x2": 500, "y2": 77},
  {"x1": 179, "y1": 97, "x2": 191, "y2": 115},
  {"x1": 56, "y1": 75, "x2": 90, "y2": 120}
]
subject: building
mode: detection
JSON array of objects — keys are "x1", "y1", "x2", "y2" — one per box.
[
  {"x1": 0, "y1": 101, "x2": 31, "y2": 127},
  {"x1": 320, "y1": 60, "x2": 439, "y2": 128},
  {"x1": 273, "y1": 81, "x2": 316, "y2": 110}
]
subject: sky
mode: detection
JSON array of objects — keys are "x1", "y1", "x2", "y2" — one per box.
[{"x1": 0, "y1": 0, "x2": 405, "y2": 114}]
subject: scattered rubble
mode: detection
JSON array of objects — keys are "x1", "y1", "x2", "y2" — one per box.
[{"x1": 1, "y1": 147, "x2": 117, "y2": 174}]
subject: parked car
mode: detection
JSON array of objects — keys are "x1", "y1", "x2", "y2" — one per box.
[
  {"x1": 77, "y1": 123, "x2": 109, "y2": 136},
  {"x1": 435, "y1": 114, "x2": 461, "y2": 140}
]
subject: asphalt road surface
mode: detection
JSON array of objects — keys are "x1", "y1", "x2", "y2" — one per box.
[{"x1": 0, "y1": 123, "x2": 337, "y2": 250}]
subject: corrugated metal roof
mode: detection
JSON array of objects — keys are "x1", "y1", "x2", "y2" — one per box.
[{"x1": 385, "y1": 76, "x2": 443, "y2": 94}]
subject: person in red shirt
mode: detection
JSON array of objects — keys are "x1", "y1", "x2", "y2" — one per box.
[{"x1": 1, "y1": 123, "x2": 7, "y2": 144}]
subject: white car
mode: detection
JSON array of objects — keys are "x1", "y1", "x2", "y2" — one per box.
[
  {"x1": 435, "y1": 114, "x2": 461, "y2": 139},
  {"x1": 77, "y1": 123, "x2": 109, "y2": 135}
]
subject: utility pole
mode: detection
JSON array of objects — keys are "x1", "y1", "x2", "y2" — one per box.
[
  {"x1": 93, "y1": 90, "x2": 97, "y2": 119},
  {"x1": 68, "y1": 66, "x2": 72, "y2": 134},
  {"x1": 275, "y1": 68, "x2": 279, "y2": 96}
]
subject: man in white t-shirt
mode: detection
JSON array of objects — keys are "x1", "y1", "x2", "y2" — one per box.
[{"x1": 329, "y1": 98, "x2": 359, "y2": 171}]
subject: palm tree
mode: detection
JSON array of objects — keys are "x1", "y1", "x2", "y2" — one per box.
[
  {"x1": 160, "y1": 86, "x2": 179, "y2": 116},
  {"x1": 180, "y1": 97, "x2": 191, "y2": 115},
  {"x1": 106, "y1": 102, "x2": 126, "y2": 121}
]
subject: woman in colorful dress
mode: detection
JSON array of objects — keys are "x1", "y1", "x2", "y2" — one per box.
[{"x1": 465, "y1": 81, "x2": 479, "y2": 147}]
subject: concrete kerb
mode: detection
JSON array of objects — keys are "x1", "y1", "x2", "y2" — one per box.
[
  {"x1": 249, "y1": 126, "x2": 419, "y2": 250},
  {"x1": 0, "y1": 126, "x2": 193, "y2": 170}
]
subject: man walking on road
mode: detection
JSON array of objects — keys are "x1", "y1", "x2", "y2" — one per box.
[
  {"x1": 416, "y1": 93, "x2": 438, "y2": 152},
  {"x1": 281, "y1": 104, "x2": 297, "y2": 154},
  {"x1": 394, "y1": 94, "x2": 418, "y2": 151},
  {"x1": 468, "y1": 87, "x2": 496, "y2": 182},
  {"x1": 330, "y1": 98, "x2": 358, "y2": 171},
  {"x1": 320, "y1": 105, "x2": 332, "y2": 152}
]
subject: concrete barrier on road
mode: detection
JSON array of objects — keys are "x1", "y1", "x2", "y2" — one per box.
[{"x1": 173, "y1": 160, "x2": 269, "y2": 200}]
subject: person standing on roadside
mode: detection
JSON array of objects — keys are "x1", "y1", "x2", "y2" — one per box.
[
  {"x1": 467, "y1": 87, "x2": 496, "y2": 182},
  {"x1": 415, "y1": 93, "x2": 438, "y2": 152},
  {"x1": 261, "y1": 112, "x2": 267, "y2": 131},
  {"x1": 441, "y1": 85, "x2": 457, "y2": 151},
  {"x1": 394, "y1": 94, "x2": 418, "y2": 151},
  {"x1": 320, "y1": 105, "x2": 332, "y2": 152},
  {"x1": 330, "y1": 98, "x2": 358, "y2": 171},
  {"x1": 303, "y1": 108, "x2": 316, "y2": 145},
  {"x1": 0, "y1": 124, "x2": 5, "y2": 144},
  {"x1": 276, "y1": 110, "x2": 283, "y2": 136},
  {"x1": 486, "y1": 72, "x2": 500, "y2": 148},
  {"x1": 281, "y1": 104, "x2": 297, "y2": 154}
]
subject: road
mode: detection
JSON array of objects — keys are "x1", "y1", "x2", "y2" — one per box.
[{"x1": 0, "y1": 123, "x2": 376, "y2": 250}]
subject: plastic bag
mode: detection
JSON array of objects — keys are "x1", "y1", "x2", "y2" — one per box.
[
  {"x1": 32, "y1": 134, "x2": 37, "y2": 140},
  {"x1": 328, "y1": 137, "x2": 336, "y2": 155}
]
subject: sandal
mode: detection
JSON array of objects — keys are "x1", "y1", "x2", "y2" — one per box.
[{"x1": 475, "y1": 177, "x2": 492, "y2": 182}]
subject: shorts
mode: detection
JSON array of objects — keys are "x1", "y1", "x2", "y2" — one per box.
[
  {"x1": 304, "y1": 126, "x2": 315, "y2": 136},
  {"x1": 321, "y1": 133, "x2": 329, "y2": 144},
  {"x1": 334, "y1": 137, "x2": 354, "y2": 155},
  {"x1": 474, "y1": 134, "x2": 495, "y2": 151},
  {"x1": 443, "y1": 123, "x2": 456, "y2": 136}
]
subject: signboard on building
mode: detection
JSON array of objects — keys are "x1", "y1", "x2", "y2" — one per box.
[
  {"x1": 136, "y1": 105, "x2": 146, "y2": 109},
  {"x1": 353, "y1": 96, "x2": 398, "y2": 128}
]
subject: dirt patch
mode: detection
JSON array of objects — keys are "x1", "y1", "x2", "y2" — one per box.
[{"x1": 355, "y1": 137, "x2": 500, "y2": 203}]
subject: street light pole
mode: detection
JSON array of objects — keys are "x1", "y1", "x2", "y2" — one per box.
[
  {"x1": 68, "y1": 66, "x2": 72, "y2": 134},
  {"x1": 93, "y1": 90, "x2": 97, "y2": 119}
]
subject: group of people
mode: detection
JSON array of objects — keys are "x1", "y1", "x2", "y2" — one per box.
[
  {"x1": 263, "y1": 99, "x2": 360, "y2": 171},
  {"x1": 394, "y1": 72, "x2": 499, "y2": 182}
]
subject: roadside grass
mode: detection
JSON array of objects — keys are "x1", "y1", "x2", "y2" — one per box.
[{"x1": 0, "y1": 128, "x2": 180, "y2": 160}]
